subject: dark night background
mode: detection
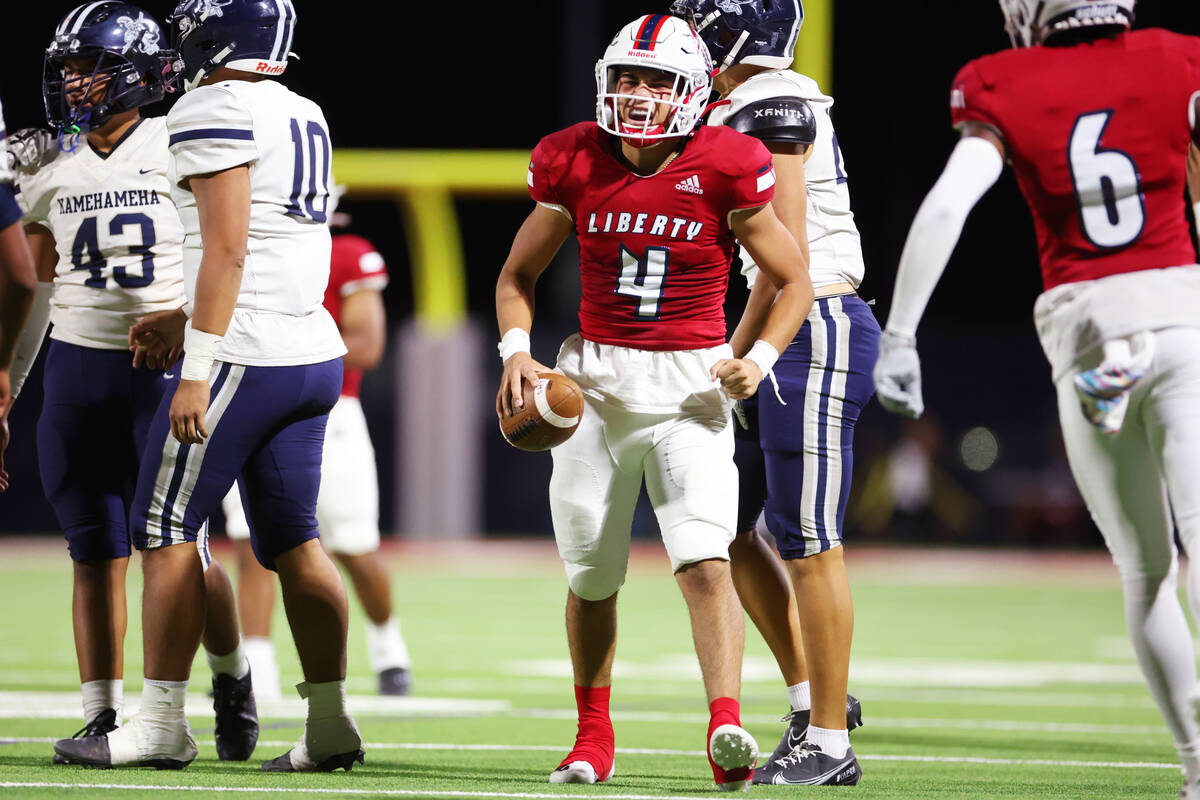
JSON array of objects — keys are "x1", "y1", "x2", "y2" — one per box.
[{"x1": 2, "y1": 2, "x2": 1199, "y2": 545}]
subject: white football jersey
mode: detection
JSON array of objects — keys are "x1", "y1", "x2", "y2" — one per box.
[
  {"x1": 709, "y1": 70, "x2": 866, "y2": 291},
  {"x1": 0, "y1": 99, "x2": 11, "y2": 185},
  {"x1": 166, "y1": 79, "x2": 344, "y2": 367},
  {"x1": 15, "y1": 117, "x2": 186, "y2": 351}
]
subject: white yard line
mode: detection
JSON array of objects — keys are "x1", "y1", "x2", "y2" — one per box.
[
  {"x1": 0, "y1": 690, "x2": 1168, "y2": 736},
  {"x1": 0, "y1": 691, "x2": 507, "y2": 720},
  {"x1": 0, "y1": 784, "x2": 758, "y2": 800},
  {"x1": 506, "y1": 656, "x2": 1145, "y2": 689},
  {"x1": 0, "y1": 739, "x2": 1180, "y2": 771}
]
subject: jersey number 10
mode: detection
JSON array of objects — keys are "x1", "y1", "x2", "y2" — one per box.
[
  {"x1": 286, "y1": 118, "x2": 331, "y2": 223},
  {"x1": 1067, "y1": 110, "x2": 1146, "y2": 250}
]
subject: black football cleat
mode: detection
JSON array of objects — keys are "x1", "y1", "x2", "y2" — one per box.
[
  {"x1": 213, "y1": 670, "x2": 259, "y2": 761},
  {"x1": 378, "y1": 666, "x2": 412, "y2": 696},
  {"x1": 262, "y1": 748, "x2": 365, "y2": 772},
  {"x1": 53, "y1": 708, "x2": 118, "y2": 765},
  {"x1": 765, "y1": 694, "x2": 863, "y2": 764},
  {"x1": 52, "y1": 720, "x2": 196, "y2": 770},
  {"x1": 753, "y1": 742, "x2": 861, "y2": 786}
]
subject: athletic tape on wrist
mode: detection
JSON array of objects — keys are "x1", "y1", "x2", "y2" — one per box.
[
  {"x1": 745, "y1": 339, "x2": 780, "y2": 375},
  {"x1": 497, "y1": 328, "x2": 531, "y2": 363},
  {"x1": 181, "y1": 327, "x2": 223, "y2": 381}
]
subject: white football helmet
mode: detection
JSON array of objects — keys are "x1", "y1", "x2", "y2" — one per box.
[
  {"x1": 595, "y1": 14, "x2": 713, "y2": 145},
  {"x1": 998, "y1": 0, "x2": 1135, "y2": 47}
]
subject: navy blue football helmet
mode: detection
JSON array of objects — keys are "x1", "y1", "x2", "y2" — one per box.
[
  {"x1": 43, "y1": 2, "x2": 173, "y2": 136},
  {"x1": 669, "y1": 0, "x2": 803, "y2": 73},
  {"x1": 168, "y1": 0, "x2": 297, "y2": 92}
]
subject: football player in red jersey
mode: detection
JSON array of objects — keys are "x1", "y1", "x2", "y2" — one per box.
[
  {"x1": 495, "y1": 14, "x2": 812, "y2": 790},
  {"x1": 874, "y1": 1, "x2": 1200, "y2": 793}
]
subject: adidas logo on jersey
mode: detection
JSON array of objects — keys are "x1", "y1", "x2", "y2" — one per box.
[{"x1": 675, "y1": 175, "x2": 704, "y2": 194}]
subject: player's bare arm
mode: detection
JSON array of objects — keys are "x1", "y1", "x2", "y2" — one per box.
[
  {"x1": 4, "y1": 224, "x2": 56, "y2": 428},
  {"x1": 0, "y1": 216, "x2": 36, "y2": 490},
  {"x1": 729, "y1": 142, "x2": 811, "y2": 359},
  {"x1": 170, "y1": 165, "x2": 250, "y2": 445},
  {"x1": 339, "y1": 290, "x2": 386, "y2": 370},
  {"x1": 0, "y1": 219, "x2": 36, "y2": 402},
  {"x1": 712, "y1": 202, "x2": 812, "y2": 399},
  {"x1": 494, "y1": 202, "x2": 573, "y2": 418}
]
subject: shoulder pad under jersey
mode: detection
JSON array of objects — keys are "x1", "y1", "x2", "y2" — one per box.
[{"x1": 723, "y1": 96, "x2": 817, "y2": 145}]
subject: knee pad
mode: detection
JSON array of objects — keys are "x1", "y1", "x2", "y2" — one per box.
[{"x1": 564, "y1": 559, "x2": 627, "y2": 602}]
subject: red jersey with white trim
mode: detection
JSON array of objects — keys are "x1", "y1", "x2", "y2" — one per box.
[
  {"x1": 950, "y1": 29, "x2": 1200, "y2": 291},
  {"x1": 324, "y1": 233, "x2": 389, "y2": 398},
  {"x1": 528, "y1": 122, "x2": 775, "y2": 350}
]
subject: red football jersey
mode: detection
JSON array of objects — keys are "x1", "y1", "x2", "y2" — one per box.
[
  {"x1": 527, "y1": 122, "x2": 775, "y2": 350},
  {"x1": 950, "y1": 29, "x2": 1200, "y2": 290},
  {"x1": 324, "y1": 233, "x2": 389, "y2": 398}
]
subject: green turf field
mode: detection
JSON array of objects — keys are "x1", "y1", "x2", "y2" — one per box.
[{"x1": 0, "y1": 539, "x2": 1185, "y2": 799}]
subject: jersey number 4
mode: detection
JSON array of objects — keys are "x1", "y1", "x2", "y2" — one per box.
[
  {"x1": 616, "y1": 245, "x2": 669, "y2": 318},
  {"x1": 71, "y1": 214, "x2": 156, "y2": 289},
  {"x1": 1067, "y1": 110, "x2": 1145, "y2": 249}
]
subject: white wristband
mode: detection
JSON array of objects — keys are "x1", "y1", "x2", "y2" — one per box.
[
  {"x1": 744, "y1": 339, "x2": 780, "y2": 374},
  {"x1": 181, "y1": 326, "x2": 223, "y2": 381},
  {"x1": 497, "y1": 327, "x2": 531, "y2": 363},
  {"x1": 1193, "y1": 202, "x2": 1200, "y2": 231}
]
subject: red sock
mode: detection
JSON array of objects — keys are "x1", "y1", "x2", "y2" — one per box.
[
  {"x1": 708, "y1": 696, "x2": 752, "y2": 784},
  {"x1": 558, "y1": 685, "x2": 614, "y2": 781}
]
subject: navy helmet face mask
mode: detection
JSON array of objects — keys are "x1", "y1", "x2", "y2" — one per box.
[
  {"x1": 43, "y1": 2, "x2": 174, "y2": 140},
  {"x1": 669, "y1": 0, "x2": 803, "y2": 74},
  {"x1": 168, "y1": 0, "x2": 297, "y2": 92}
]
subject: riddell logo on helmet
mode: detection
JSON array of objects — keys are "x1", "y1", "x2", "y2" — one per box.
[
  {"x1": 626, "y1": 50, "x2": 657, "y2": 59},
  {"x1": 255, "y1": 62, "x2": 286, "y2": 75}
]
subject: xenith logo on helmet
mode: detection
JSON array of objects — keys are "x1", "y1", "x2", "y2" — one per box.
[
  {"x1": 676, "y1": 175, "x2": 704, "y2": 194},
  {"x1": 754, "y1": 106, "x2": 807, "y2": 119}
]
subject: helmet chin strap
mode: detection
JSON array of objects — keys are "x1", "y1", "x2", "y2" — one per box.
[{"x1": 184, "y1": 44, "x2": 234, "y2": 91}]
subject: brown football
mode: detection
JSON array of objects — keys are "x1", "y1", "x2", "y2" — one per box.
[{"x1": 499, "y1": 372, "x2": 584, "y2": 452}]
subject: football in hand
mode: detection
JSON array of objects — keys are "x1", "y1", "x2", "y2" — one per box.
[{"x1": 500, "y1": 372, "x2": 583, "y2": 452}]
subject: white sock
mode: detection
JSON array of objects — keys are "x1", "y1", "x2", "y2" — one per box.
[
  {"x1": 296, "y1": 680, "x2": 360, "y2": 760},
  {"x1": 1180, "y1": 739, "x2": 1200, "y2": 785},
  {"x1": 106, "y1": 679, "x2": 194, "y2": 764},
  {"x1": 81, "y1": 679, "x2": 123, "y2": 723},
  {"x1": 300, "y1": 679, "x2": 348, "y2": 722},
  {"x1": 243, "y1": 636, "x2": 281, "y2": 700},
  {"x1": 206, "y1": 638, "x2": 250, "y2": 679},
  {"x1": 805, "y1": 725, "x2": 850, "y2": 758},
  {"x1": 787, "y1": 681, "x2": 811, "y2": 713},
  {"x1": 366, "y1": 618, "x2": 411, "y2": 673},
  {"x1": 138, "y1": 678, "x2": 189, "y2": 724}
]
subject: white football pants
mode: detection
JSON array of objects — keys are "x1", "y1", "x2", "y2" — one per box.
[{"x1": 1057, "y1": 326, "x2": 1200, "y2": 771}]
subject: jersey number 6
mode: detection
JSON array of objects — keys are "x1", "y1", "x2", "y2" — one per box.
[{"x1": 1067, "y1": 110, "x2": 1146, "y2": 250}]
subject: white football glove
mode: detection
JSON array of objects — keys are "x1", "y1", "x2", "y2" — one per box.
[
  {"x1": 873, "y1": 330, "x2": 924, "y2": 418},
  {"x1": 5, "y1": 127, "x2": 63, "y2": 173}
]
